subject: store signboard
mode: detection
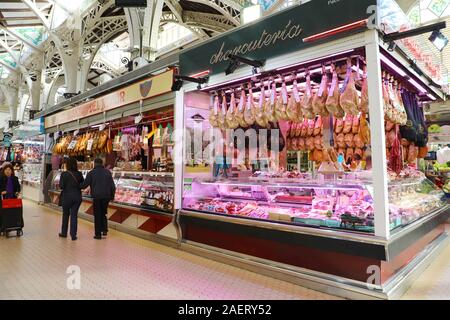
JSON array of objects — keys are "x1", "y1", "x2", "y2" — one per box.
[
  {"x1": 44, "y1": 69, "x2": 174, "y2": 129},
  {"x1": 179, "y1": 0, "x2": 376, "y2": 76}
]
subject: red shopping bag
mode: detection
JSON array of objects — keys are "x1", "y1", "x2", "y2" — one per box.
[{"x1": 2, "y1": 198, "x2": 23, "y2": 209}]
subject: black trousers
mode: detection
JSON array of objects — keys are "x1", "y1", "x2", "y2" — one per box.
[
  {"x1": 61, "y1": 197, "x2": 82, "y2": 239},
  {"x1": 93, "y1": 199, "x2": 109, "y2": 236}
]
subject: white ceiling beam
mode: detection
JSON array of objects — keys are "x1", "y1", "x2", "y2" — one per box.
[
  {"x1": 0, "y1": 26, "x2": 42, "y2": 52},
  {"x1": 164, "y1": 0, "x2": 184, "y2": 23},
  {"x1": 22, "y1": 0, "x2": 53, "y2": 30},
  {"x1": 0, "y1": 60, "x2": 18, "y2": 73}
]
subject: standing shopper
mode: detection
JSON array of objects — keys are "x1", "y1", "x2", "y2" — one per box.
[
  {"x1": 0, "y1": 164, "x2": 21, "y2": 199},
  {"x1": 59, "y1": 158, "x2": 84, "y2": 241},
  {"x1": 0, "y1": 164, "x2": 23, "y2": 236},
  {"x1": 80, "y1": 158, "x2": 115, "y2": 240}
]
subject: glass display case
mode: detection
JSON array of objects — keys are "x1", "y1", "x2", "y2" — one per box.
[
  {"x1": 182, "y1": 175, "x2": 446, "y2": 233},
  {"x1": 49, "y1": 170, "x2": 174, "y2": 214},
  {"x1": 22, "y1": 163, "x2": 42, "y2": 187}
]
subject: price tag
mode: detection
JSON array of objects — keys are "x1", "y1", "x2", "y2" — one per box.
[
  {"x1": 68, "y1": 140, "x2": 77, "y2": 150},
  {"x1": 86, "y1": 139, "x2": 94, "y2": 151}
]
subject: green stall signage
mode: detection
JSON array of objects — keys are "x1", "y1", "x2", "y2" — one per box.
[{"x1": 180, "y1": 0, "x2": 377, "y2": 77}]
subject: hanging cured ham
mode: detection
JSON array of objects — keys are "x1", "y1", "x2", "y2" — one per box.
[
  {"x1": 293, "y1": 121, "x2": 300, "y2": 137},
  {"x1": 312, "y1": 66, "x2": 329, "y2": 117},
  {"x1": 335, "y1": 117, "x2": 344, "y2": 134},
  {"x1": 360, "y1": 67, "x2": 369, "y2": 114},
  {"x1": 389, "y1": 125, "x2": 402, "y2": 174},
  {"x1": 235, "y1": 89, "x2": 247, "y2": 128},
  {"x1": 340, "y1": 60, "x2": 359, "y2": 115},
  {"x1": 336, "y1": 133, "x2": 345, "y2": 148},
  {"x1": 244, "y1": 87, "x2": 256, "y2": 126},
  {"x1": 352, "y1": 115, "x2": 360, "y2": 134},
  {"x1": 217, "y1": 94, "x2": 227, "y2": 129},
  {"x1": 344, "y1": 133, "x2": 354, "y2": 148},
  {"x1": 326, "y1": 66, "x2": 345, "y2": 118},
  {"x1": 300, "y1": 118, "x2": 308, "y2": 137},
  {"x1": 354, "y1": 134, "x2": 364, "y2": 149},
  {"x1": 264, "y1": 81, "x2": 277, "y2": 123},
  {"x1": 359, "y1": 115, "x2": 370, "y2": 145},
  {"x1": 286, "y1": 77, "x2": 301, "y2": 122},
  {"x1": 307, "y1": 119, "x2": 315, "y2": 136},
  {"x1": 298, "y1": 138, "x2": 305, "y2": 151},
  {"x1": 275, "y1": 79, "x2": 289, "y2": 120},
  {"x1": 313, "y1": 116, "x2": 322, "y2": 136},
  {"x1": 314, "y1": 135, "x2": 323, "y2": 150},
  {"x1": 301, "y1": 72, "x2": 314, "y2": 119},
  {"x1": 343, "y1": 115, "x2": 353, "y2": 134},
  {"x1": 209, "y1": 96, "x2": 220, "y2": 128},
  {"x1": 226, "y1": 92, "x2": 240, "y2": 129},
  {"x1": 306, "y1": 136, "x2": 314, "y2": 151},
  {"x1": 255, "y1": 82, "x2": 269, "y2": 127}
]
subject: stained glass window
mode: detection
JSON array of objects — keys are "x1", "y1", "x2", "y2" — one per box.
[
  {"x1": 407, "y1": 4, "x2": 421, "y2": 26},
  {"x1": 428, "y1": 0, "x2": 450, "y2": 16},
  {"x1": 409, "y1": 0, "x2": 450, "y2": 24}
]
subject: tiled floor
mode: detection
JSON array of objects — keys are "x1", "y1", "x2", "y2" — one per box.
[
  {"x1": 0, "y1": 201, "x2": 340, "y2": 300},
  {"x1": 0, "y1": 200, "x2": 449, "y2": 300}
]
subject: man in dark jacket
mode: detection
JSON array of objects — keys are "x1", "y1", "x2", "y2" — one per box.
[{"x1": 81, "y1": 158, "x2": 116, "y2": 239}]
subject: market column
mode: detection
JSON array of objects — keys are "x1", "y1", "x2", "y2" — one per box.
[
  {"x1": 365, "y1": 29, "x2": 390, "y2": 239},
  {"x1": 142, "y1": 0, "x2": 164, "y2": 62},
  {"x1": 0, "y1": 74, "x2": 19, "y2": 121}
]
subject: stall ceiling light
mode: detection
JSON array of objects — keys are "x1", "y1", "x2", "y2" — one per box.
[
  {"x1": 275, "y1": 50, "x2": 354, "y2": 72},
  {"x1": 429, "y1": 30, "x2": 449, "y2": 52},
  {"x1": 190, "y1": 70, "x2": 211, "y2": 78},
  {"x1": 303, "y1": 20, "x2": 367, "y2": 43}
]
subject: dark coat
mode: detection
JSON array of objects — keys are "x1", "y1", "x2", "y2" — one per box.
[
  {"x1": 80, "y1": 165, "x2": 116, "y2": 200},
  {"x1": 60, "y1": 170, "x2": 84, "y2": 205},
  {"x1": 0, "y1": 175, "x2": 21, "y2": 197}
]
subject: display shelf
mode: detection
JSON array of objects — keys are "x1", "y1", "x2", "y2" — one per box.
[
  {"x1": 49, "y1": 169, "x2": 174, "y2": 214},
  {"x1": 112, "y1": 170, "x2": 174, "y2": 177}
]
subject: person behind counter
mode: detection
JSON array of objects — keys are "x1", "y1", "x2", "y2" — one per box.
[
  {"x1": 58, "y1": 157, "x2": 84, "y2": 241},
  {"x1": 0, "y1": 163, "x2": 21, "y2": 199}
]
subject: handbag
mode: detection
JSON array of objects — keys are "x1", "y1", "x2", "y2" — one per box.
[{"x1": 2, "y1": 197, "x2": 22, "y2": 209}]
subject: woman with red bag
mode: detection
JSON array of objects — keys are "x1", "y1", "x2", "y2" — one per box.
[
  {"x1": 0, "y1": 164, "x2": 21, "y2": 199},
  {"x1": 0, "y1": 164, "x2": 22, "y2": 236}
]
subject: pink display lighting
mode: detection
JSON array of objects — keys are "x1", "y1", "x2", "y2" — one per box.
[
  {"x1": 275, "y1": 50, "x2": 354, "y2": 72},
  {"x1": 380, "y1": 54, "x2": 407, "y2": 77},
  {"x1": 408, "y1": 79, "x2": 427, "y2": 93}
]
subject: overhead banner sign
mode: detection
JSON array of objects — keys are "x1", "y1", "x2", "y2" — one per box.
[
  {"x1": 179, "y1": 0, "x2": 376, "y2": 76},
  {"x1": 45, "y1": 69, "x2": 174, "y2": 129}
]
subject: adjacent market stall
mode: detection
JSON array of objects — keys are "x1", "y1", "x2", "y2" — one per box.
[{"x1": 43, "y1": 69, "x2": 179, "y2": 243}]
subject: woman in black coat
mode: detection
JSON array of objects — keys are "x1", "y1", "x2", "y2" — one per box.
[
  {"x1": 0, "y1": 164, "x2": 21, "y2": 198},
  {"x1": 59, "y1": 157, "x2": 84, "y2": 241}
]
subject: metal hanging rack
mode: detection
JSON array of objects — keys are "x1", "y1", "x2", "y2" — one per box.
[{"x1": 209, "y1": 54, "x2": 367, "y2": 95}]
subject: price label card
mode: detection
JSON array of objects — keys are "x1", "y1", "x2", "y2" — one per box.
[
  {"x1": 68, "y1": 140, "x2": 77, "y2": 150},
  {"x1": 86, "y1": 139, "x2": 94, "y2": 151}
]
